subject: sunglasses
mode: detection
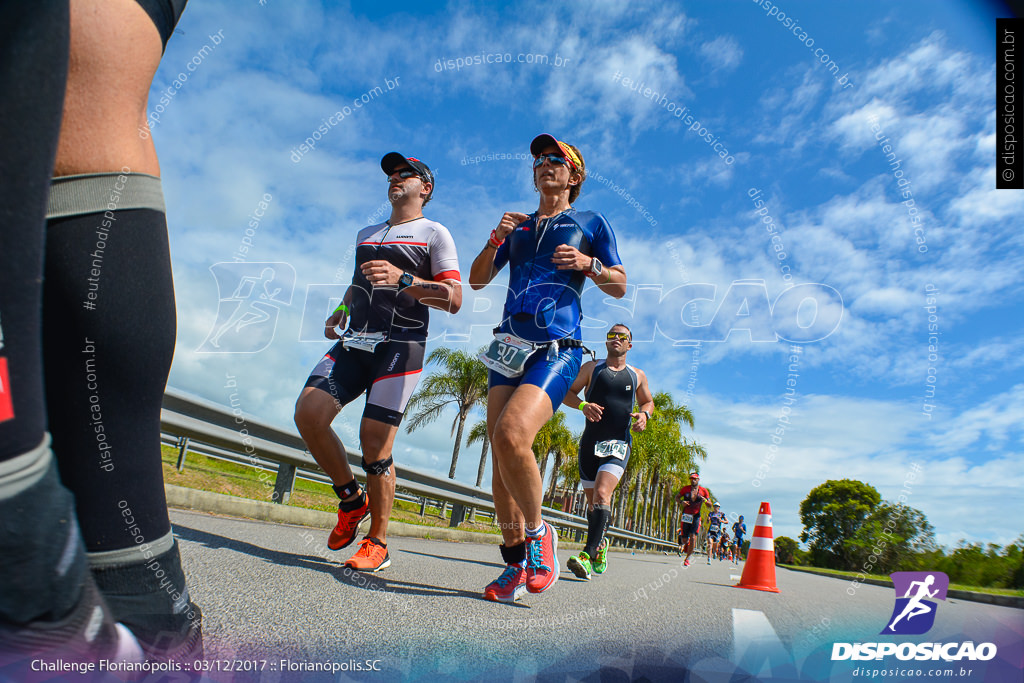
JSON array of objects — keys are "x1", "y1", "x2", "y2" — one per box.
[
  {"x1": 533, "y1": 153, "x2": 569, "y2": 169},
  {"x1": 388, "y1": 169, "x2": 419, "y2": 182},
  {"x1": 606, "y1": 332, "x2": 631, "y2": 341}
]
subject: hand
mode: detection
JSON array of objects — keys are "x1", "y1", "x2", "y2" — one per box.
[
  {"x1": 360, "y1": 259, "x2": 403, "y2": 287},
  {"x1": 630, "y1": 412, "x2": 648, "y2": 432},
  {"x1": 581, "y1": 402, "x2": 604, "y2": 422},
  {"x1": 495, "y1": 212, "x2": 529, "y2": 242},
  {"x1": 324, "y1": 307, "x2": 347, "y2": 340},
  {"x1": 552, "y1": 244, "x2": 591, "y2": 271}
]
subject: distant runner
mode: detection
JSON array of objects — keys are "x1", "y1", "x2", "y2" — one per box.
[
  {"x1": 732, "y1": 516, "x2": 747, "y2": 562},
  {"x1": 676, "y1": 472, "x2": 710, "y2": 567},
  {"x1": 706, "y1": 502, "x2": 727, "y2": 564},
  {"x1": 562, "y1": 323, "x2": 654, "y2": 580}
]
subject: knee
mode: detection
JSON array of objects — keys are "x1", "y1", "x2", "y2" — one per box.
[
  {"x1": 491, "y1": 420, "x2": 526, "y2": 455},
  {"x1": 294, "y1": 401, "x2": 325, "y2": 434}
]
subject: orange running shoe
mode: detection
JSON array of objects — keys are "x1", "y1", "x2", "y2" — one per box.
[
  {"x1": 344, "y1": 537, "x2": 390, "y2": 572},
  {"x1": 327, "y1": 494, "x2": 369, "y2": 550}
]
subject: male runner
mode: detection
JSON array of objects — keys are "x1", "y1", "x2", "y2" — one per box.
[
  {"x1": 732, "y1": 516, "x2": 747, "y2": 562},
  {"x1": 562, "y1": 324, "x2": 653, "y2": 580},
  {"x1": 469, "y1": 134, "x2": 626, "y2": 602},
  {"x1": 706, "y1": 502, "x2": 727, "y2": 564},
  {"x1": 718, "y1": 529, "x2": 731, "y2": 562},
  {"x1": 677, "y1": 472, "x2": 710, "y2": 566},
  {"x1": 294, "y1": 153, "x2": 461, "y2": 572}
]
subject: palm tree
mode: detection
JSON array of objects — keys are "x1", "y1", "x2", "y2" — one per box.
[
  {"x1": 466, "y1": 419, "x2": 490, "y2": 488},
  {"x1": 405, "y1": 347, "x2": 488, "y2": 479}
]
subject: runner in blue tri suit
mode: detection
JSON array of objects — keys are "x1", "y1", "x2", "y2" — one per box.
[
  {"x1": 732, "y1": 516, "x2": 748, "y2": 561},
  {"x1": 469, "y1": 134, "x2": 626, "y2": 602}
]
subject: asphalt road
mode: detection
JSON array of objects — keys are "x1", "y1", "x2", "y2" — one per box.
[{"x1": 172, "y1": 510, "x2": 1023, "y2": 682}]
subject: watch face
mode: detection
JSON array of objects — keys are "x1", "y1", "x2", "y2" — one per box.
[
  {"x1": 399, "y1": 273, "x2": 413, "y2": 288},
  {"x1": 591, "y1": 258, "x2": 602, "y2": 275}
]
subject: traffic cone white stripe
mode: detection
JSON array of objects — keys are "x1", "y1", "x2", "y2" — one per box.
[{"x1": 734, "y1": 501, "x2": 781, "y2": 593}]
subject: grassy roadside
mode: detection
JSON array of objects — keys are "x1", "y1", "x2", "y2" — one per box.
[
  {"x1": 778, "y1": 563, "x2": 1024, "y2": 598},
  {"x1": 160, "y1": 445, "x2": 503, "y2": 536}
]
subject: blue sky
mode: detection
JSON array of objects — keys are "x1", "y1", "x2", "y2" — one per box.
[{"x1": 153, "y1": 0, "x2": 1023, "y2": 551}]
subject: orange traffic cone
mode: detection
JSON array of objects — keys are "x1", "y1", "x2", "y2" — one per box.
[{"x1": 734, "y1": 502, "x2": 780, "y2": 593}]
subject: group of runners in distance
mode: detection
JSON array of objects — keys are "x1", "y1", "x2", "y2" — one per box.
[
  {"x1": 675, "y1": 477, "x2": 748, "y2": 566},
  {"x1": 294, "y1": 133, "x2": 682, "y2": 602}
]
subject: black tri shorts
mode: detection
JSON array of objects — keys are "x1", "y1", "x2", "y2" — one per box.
[{"x1": 304, "y1": 336, "x2": 425, "y2": 426}]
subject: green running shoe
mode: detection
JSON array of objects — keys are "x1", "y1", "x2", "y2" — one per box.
[
  {"x1": 567, "y1": 551, "x2": 593, "y2": 580},
  {"x1": 593, "y1": 539, "x2": 608, "y2": 574}
]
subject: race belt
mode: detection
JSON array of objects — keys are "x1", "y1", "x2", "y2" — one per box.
[{"x1": 340, "y1": 330, "x2": 387, "y2": 353}]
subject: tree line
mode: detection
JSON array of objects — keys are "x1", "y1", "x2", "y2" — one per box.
[{"x1": 776, "y1": 478, "x2": 1024, "y2": 590}]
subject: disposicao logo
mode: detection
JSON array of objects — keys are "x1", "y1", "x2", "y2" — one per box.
[
  {"x1": 882, "y1": 571, "x2": 948, "y2": 635},
  {"x1": 831, "y1": 570, "x2": 997, "y2": 663}
]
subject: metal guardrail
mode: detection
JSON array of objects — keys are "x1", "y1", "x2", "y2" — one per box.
[{"x1": 160, "y1": 387, "x2": 677, "y2": 551}]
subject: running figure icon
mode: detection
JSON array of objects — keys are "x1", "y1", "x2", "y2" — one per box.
[{"x1": 888, "y1": 574, "x2": 939, "y2": 631}]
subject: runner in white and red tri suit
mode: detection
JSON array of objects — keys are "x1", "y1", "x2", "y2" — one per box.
[
  {"x1": 469, "y1": 134, "x2": 627, "y2": 602},
  {"x1": 294, "y1": 153, "x2": 461, "y2": 572},
  {"x1": 677, "y1": 472, "x2": 711, "y2": 567}
]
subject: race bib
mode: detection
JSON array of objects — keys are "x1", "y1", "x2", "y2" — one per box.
[
  {"x1": 479, "y1": 333, "x2": 537, "y2": 378},
  {"x1": 709, "y1": 523, "x2": 720, "y2": 532},
  {"x1": 594, "y1": 439, "x2": 629, "y2": 459},
  {"x1": 680, "y1": 513, "x2": 694, "y2": 524},
  {"x1": 341, "y1": 330, "x2": 387, "y2": 353}
]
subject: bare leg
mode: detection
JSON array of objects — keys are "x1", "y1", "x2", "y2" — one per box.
[
  {"x1": 490, "y1": 384, "x2": 554, "y2": 530},
  {"x1": 488, "y1": 387, "x2": 525, "y2": 547},
  {"x1": 359, "y1": 419, "x2": 398, "y2": 543},
  {"x1": 294, "y1": 387, "x2": 356, "y2": 489}
]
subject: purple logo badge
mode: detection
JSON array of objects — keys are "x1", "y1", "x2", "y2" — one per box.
[{"x1": 881, "y1": 571, "x2": 949, "y2": 635}]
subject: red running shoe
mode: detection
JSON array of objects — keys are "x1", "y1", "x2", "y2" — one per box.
[
  {"x1": 525, "y1": 522, "x2": 558, "y2": 594},
  {"x1": 327, "y1": 494, "x2": 369, "y2": 550},
  {"x1": 483, "y1": 564, "x2": 527, "y2": 603}
]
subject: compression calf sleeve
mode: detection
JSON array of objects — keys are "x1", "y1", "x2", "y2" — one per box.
[
  {"x1": 584, "y1": 504, "x2": 611, "y2": 558},
  {"x1": 0, "y1": 0, "x2": 68, "y2": 462},
  {"x1": 44, "y1": 174, "x2": 176, "y2": 553}
]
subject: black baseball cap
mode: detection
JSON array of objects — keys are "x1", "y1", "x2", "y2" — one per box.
[{"x1": 381, "y1": 152, "x2": 434, "y2": 187}]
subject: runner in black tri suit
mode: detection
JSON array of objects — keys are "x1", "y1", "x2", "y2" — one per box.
[
  {"x1": 562, "y1": 324, "x2": 653, "y2": 580},
  {"x1": 294, "y1": 153, "x2": 462, "y2": 573}
]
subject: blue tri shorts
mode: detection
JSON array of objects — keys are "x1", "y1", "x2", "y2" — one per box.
[{"x1": 488, "y1": 345, "x2": 582, "y2": 413}]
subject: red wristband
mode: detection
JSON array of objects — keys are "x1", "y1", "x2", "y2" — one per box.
[{"x1": 488, "y1": 230, "x2": 504, "y2": 248}]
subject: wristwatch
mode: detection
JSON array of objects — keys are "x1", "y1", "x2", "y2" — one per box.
[
  {"x1": 587, "y1": 258, "x2": 603, "y2": 278},
  {"x1": 397, "y1": 272, "x2": 414, "y2": 291},
  {"x1": 642, "y1": 410, "x2": 652, "y2": 420}
]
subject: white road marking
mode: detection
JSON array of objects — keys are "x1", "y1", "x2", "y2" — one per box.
[{"x1": 732, "y1": 608, "x2": 791, "y2": 678}]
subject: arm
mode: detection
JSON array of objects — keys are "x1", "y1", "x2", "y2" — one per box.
[
  {"x1": 562, "y1": 361, "x2": 603, "y2": 421},
  {"x1": 551, "y1": 248, "x2": 627, "y2": 299},
  {"x1": 629, "y1": 368, "x2": 655, "y2": 432},
  {"x1": 324, "y1": 286, "x2": 354, "y2": 340},
  {"x1": 469, "y1": 212, "x2": 528, "y2": 289},
  {"x1": 357, "y1": 262, "x2": 462, "y2": 314},
  {"x1": 401, "y1": 276, "x2": 462, "y2": 314}
]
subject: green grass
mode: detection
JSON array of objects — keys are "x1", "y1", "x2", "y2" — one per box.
[
  {"x1": 778, "y1": 564, "x2": 1024, "y2": 597},
  {"x1": 160, "y1": 445, "x2": 503, "y2": 534}
]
